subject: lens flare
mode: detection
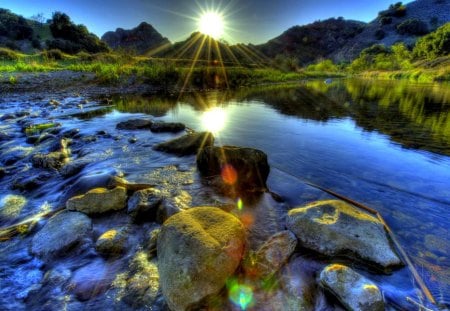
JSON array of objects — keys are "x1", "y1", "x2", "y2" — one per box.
[
  {"x1": 237, "y1": 198, "x2": 243, "y2": 211},
  {"x1": 221, "y1": 164, "x2": 237, "y2": 185},
  {"x1": 227, "y1": 278, "x2": 254, "y2": 310},
  {"x1": 198, "y1": 11, "x2": 224, "y2": 39},
  {"x1": 201, "y1": 107, "x2": 227, "y2": 133}
]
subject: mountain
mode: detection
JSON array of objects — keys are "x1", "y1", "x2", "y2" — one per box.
[
  {"x1": 256, "y1": 18, "x2": 366, "y2": 65},
  {"x1": 101, "y1": 22, "x2": 170, "y2": 55},
  {"x1": 334, "y1": 0, "x2": 450, "y2": 61}
]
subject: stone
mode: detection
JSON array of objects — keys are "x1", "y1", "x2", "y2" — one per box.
[
  {"x1": 156, "y1": 191, "x2": 191, "y2": 224},
  {"x1": 127, "y1": 188, "x2": 163, "y2": 222},
  {"x1": 319, "y1": 264, "x2": 384, "y2": 311},
  {"x1": 95, "y1": 228, "x2": 128, "y2": 256},
  {"x1": 116, "y1": 119, "x2": 153, "y2": 130},
  {"x1": 60, "y1": 159, "x2": 90, "y2": 177},
  {"x1": 244, "y1": 230, "x2": 297, "y2": 279},
  {"x1": 157, "y1": 207, "x2": 245, "y2": 311},
  {"x1": 153, "y1": 132, "x2": 214, "y2": 156},
  {"x1": 196, "y1": 145, "x2": 270, "y2": 192},
  {"x1": 121, "y1": 252, "x2": 160, "y2": 308},
  {"x1": 150, "y1": 122, "x2": 185, "y2": 133},
  {"x1": 31, "y1": 211, "x2": 92, "y2": 258},
  {"x1": 286, "y1": 200, "x2": 402, "y2": 268},
  {"x1": 31, "y1": 152, "x2": 68, "y2": 170},
  {"x1": 66, "y1": 186, "x2": 127, "y2": 215}
]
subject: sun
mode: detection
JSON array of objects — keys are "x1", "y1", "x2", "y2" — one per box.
[
  {"x1": 198, "y1": 12, "x2": 224, "y2": 39},
  {"x1": 201, "y1": 107, "x2": 227, "y2": 133}
]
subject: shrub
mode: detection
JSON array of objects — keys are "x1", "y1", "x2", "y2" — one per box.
[
  {"x1": 0, "y1": 47, "x2": 19, "y2": 60},
  {"x1": 397, "y1": 19, "x2": 429, "y2": 35},
  {"x1": 375, "y1": 29, "x2": 386, "y2": 40},
  {"x1": 41, "y1": 49, "x2": 64, "y2": 60},
  {"x1": 379, "y1": 16, "x2": 392, "y2": 25},
  {"x1": 378, "y1": 2, "x2": 406, "y2": 18},
  {"x1": 413, "y1": 22, "x2": 450, "y2": 59}
]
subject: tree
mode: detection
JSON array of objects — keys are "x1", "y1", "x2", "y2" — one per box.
[
  {"x1": 413, "y1": 22, "x2": 450, "y2": 59},
  {"x1": 30, "y1": 13, "x2": 45, "y2": 26}
]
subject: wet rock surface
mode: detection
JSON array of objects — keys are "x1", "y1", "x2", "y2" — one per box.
[
  {"x1": 153, "y1": 131, "x2": 214, "y2": 156},
  {"x1": 319, "y1": 264, "x2": 385, "y2": 311},
  {"x1": 287, "y1": 200, "x2": 403, "y2": 269},
  {"x1": 127, "y1": 188, "x2": 163, "y2": 222},
  {"x1": 66, "y1": 186, "x2": 127, "y2": 215},
  {"x1": 157, "y1": 207, "x2": 245, "y2": 311},
  {"x1": 197, "y1": 145, "x2": 270, "y2": 192},
  {"x1": 116, "y1": 119, "x2": 153, "y2": 130},
  {"x1": 31, "y1": 211, "x2": 92, "y2": 258},
  {"x1": 95, "y1": 227, "x2": 128, "y2": 256}
]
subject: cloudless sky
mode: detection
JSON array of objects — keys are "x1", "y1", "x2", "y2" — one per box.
[{"x1": 1, "y1": 0, "x2": 414, "y2": 44}]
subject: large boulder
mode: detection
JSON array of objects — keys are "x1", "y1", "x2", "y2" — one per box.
[
  {"x1": 319, "y1": 264, "x2": 384, "y2": 311},
  {"x1": 286, "y1": 200, "x2": 402, "y2": 269},
  {"x1": 157, "y1": 207, "x2": 245, "y2": 311},
  {"x1": 196, "y1": 146, "x2": 270, "y2": 192},
  {"x1": 153, "y1": 132, "x2": 214, "y2": 156},
  {"x1": 116, "y1": 119, "x2": 153, "y2": 130},
  {"x1": 66, "y1": 186, "x2": 127, "y2": 215},
  {"x1": 31, "y1": 211, "x2": 92, "y2": 258}
]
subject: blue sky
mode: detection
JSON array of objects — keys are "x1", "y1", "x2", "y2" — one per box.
[{"x1": 1, "y1": 0, "x2": 414, "y2": 44}]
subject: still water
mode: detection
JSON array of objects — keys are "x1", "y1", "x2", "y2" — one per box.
[
  {"x1": 1, "y1": 78, "x2": 449, "y2": 309},
  {"x1": 118, "y1": 79, "x2": 450, "y2": 307}
]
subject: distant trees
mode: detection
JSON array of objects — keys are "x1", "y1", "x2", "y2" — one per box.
[
  {"x1": 349, "y1": 43, "x2": 413, "y2": 71},
  {"x1": 0, "y1": 8, "x2": 34, "y2": 41},
  {"x1": 47, "y1": 12, "x2": 109, "y2": 54},
  {"x1": 396, "y1": 19, "x2": 429, "y2": 36}
]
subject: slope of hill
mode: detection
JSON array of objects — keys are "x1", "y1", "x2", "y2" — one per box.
[
  {"x1": 256, "y1": 18, "x2": 366, "y2": 65},
  {"x1": 101, "y1": 22, "x2": 170, "y2": 55},
  {"x1": 334, "y1": 0, "x2": 450, "y2": 61}
]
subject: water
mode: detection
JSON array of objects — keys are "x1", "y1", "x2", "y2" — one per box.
[{"x1": 1, "y1": 78, "x2": 449, "y2": 310}]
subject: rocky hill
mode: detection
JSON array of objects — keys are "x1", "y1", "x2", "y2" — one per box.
[
  {"x1": 101, "y1": 22, "x2": 170, "y2": 55},
  {"x1": 334, "y1": 0, "x2": 450, "y2": 61},
  {"x1": 256, "y1": 18, "x2": 366, "y2": 65}
]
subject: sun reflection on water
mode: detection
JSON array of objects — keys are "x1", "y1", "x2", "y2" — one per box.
[{"x1": 201, "y1": 107, "x2": 227, "y2": 134}]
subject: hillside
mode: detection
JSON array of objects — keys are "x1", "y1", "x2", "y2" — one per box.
[
  {"x1": 256, "y1": 18, "x2": 366, "y2": 65},
  {"x1": 334, "y1": 0, "x2": 450, "y2": 61},
  {"x1": 101, "y1": 22, "x2": 171, "y2": 55}
]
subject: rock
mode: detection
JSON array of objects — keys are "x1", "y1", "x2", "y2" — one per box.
[
  {"x1": 156, "y1": 191, "x2": 191, "y2": 224},
  {"x1": 128, "y1": 137, "x2": 137, "y2": 144},
  {"x1": 319, "y1": 264, "x2": 384, "y2": 311},
  {"x1": 31, "y1": 152, "x2": 68, "y2": 170},
  {"x1": 95, "y1": 228, "x2": 128, "y2": 256},
  {"x1": 121, "y1": 252, "x2": 160, "y2": 308},
  {"x1": 196, "y1": 145, "x2": 270, "y2": 192},
  {"x1": 60, "y1": 159, "x2": 90, "y2": 177},
  {"x1": 70, "y1": 259, "x2": 120, "y2": 301},
  {"x1": 12, "y1": 172, "x2": 52, "y2": 191},
  {"x1": 116, "y1": 119, "x2": 153, "y2": 130},
  {"x1": 150, "y1": 122, "x2": 185, "y2": 133},
  {"x1": 286, "y1": 200, "x2": 402, "y2": 269},
  {"x1": 0, "y1": 167, "x2": 5, "y2": 178},
  {"x1": 157, "y1": 207, "x2": 245, "y2": 311},
  {"x1": 244, "y1": 230, "x2": 297, "y2": 279},
  {"x1": 127, "y1": 188, "x2": 163, "y2": 222},
  {"x1": 144, "y1": 227, "x2": 160, "y2": 255},
  {"x1": 66, "y1": 186, "x2": 127, "y2": 215},
  {"x1": 31, "y1": 211, "x2": 92, "y2": 258},
  {"x1": 153, "y1": 132, "x2": 214, "y2": 156},
  {"x1": 48, "y1": 137, "x2": 70, "y2": 153}
]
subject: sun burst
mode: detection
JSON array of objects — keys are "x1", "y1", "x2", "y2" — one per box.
[{"x1": 198, "y1": 11, "x2": 225, "y2": 39}]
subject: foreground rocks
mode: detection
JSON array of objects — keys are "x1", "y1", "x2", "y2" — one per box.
[
  {"x1": 196, "y1": 145, "x2": 270, "y2": 192},
  {"x1": 31, "y1": 211, "x2": 92, "y2": 258},
  {"x1": 319, "y1": 264, "x2": 384, "y2": 311},
  {"x1": 287, "y1": 200, "x2": 402, "y2": 269},
  {"x1": 157, "y1": 207, "x2": 245, "y2": 311},
  {"x1": 153, "y1": 132, "x2": 214, "y2": 156},
  {"x1": 66, "y1": 186, "x2": 127, "y2": 215}
]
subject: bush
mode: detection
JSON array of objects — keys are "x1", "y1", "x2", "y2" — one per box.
[
  {"x1": 42, "y1": 49, "x2": 64, "y2": 60},
  {"x1": 0, "y1": 47, "x2": 19, "y2": 60},
  {"x1": 375, "y1": 29, "x2": 386, "y2": 40},
  {"x1": 378, "y1": 2, "x2": 406, "y2": 18},
  {"x1": 397, "y1": 19, "x2": 429, "y2": 35},
  {"x1": 379, "y1": 16, "x2": 392, "y2": 25},
  {"x1": 413, "y1": 22, "x2": 450, "y2": 59}
]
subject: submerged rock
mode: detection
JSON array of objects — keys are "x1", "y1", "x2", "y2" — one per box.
[
  {"x1": 31, "y1": 151, "x2": 68, "y2": 170},
  {"x1": 150, "y1": 122, "x2": 185, "y2": 133},
  {"x1": 153, "y1": 132, "x2": 214, "y2": 156},
  {"x1": 196, "y1": 145, "x2": 270, "y2": 192},
  {"x1": 127, "y1": 188, "x2": 163, "y2": 222},
  {"x1": 157, "y1": 207, "x2": 245, "y2": 311},
  {"x1": 286, "y1": 200, "x2": 402, "y2": 269},
  {"x1": 116, "y1": 119, "x2": 153, "y2": 130},
  {"x1": 66, "y1": 186, "x2": 127, "y2": 215},
  {"x1": 319, "y1": 264, "x2": 384, "y2": 311},
  {"x1": 244, "y1": 230, "x2": 297, "y2": 279},
  {"x1": 31, "y1": 211, "x2": 92, "y2": 258},
  {"x1": 95, "y1": 228, "x2": 128, "y2": 256}
]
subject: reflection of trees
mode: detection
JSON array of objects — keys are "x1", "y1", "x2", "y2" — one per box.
[{"x1": 335, "y1": 79, "x2": 450, "y2": 155}]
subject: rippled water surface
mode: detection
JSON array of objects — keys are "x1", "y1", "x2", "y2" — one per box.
[{"x1": 1, "y1": 78, "x2": 449, "y2": 310}]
